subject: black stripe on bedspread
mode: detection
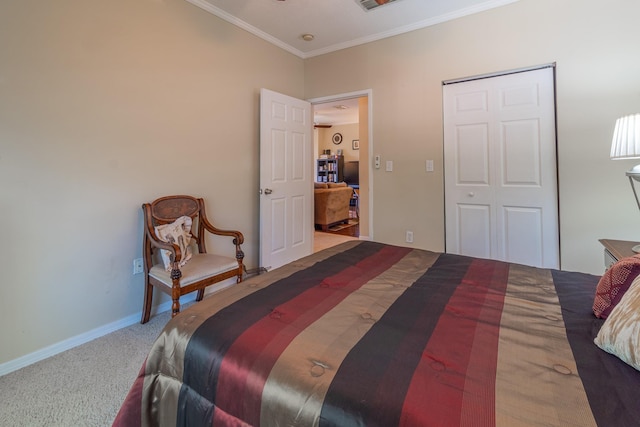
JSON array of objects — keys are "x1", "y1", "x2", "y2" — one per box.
[
  {"x1": 177, "y1": 241, "x2": 388, "y2": 427},
  {"x1": 319, "y1": 252, "x2": 474, "y2": 426},
  {"x1": 552, "y1": 270, "x2": 640, "y2": 427},
  {"x1": 320, "y1": 254, "x2": 507, "y2": 426}
]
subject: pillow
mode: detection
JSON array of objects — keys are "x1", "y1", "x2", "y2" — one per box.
[
  {"x1": 328, "y1": 182, "x2": 347, "y2": 188},
  {"x1": 594, "y1": 274, "x2": 640, "y2": 371},
  {"x1": 593, "y1": 254, "x2": 640, "y2": 318},
  {"x1": 314, "y1": 182, "x2": 328, "y2": 189},
  {"x1": 154, "y1": 215, "x2": 193, "y2": 271}
]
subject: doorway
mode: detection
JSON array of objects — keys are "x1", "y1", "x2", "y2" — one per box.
[
  {"x1": 310, "y1": 91, "x2": 372, "y2": 249},
  {"x1": 443, "y1": 66, "x2": 559, "y2": 268}
]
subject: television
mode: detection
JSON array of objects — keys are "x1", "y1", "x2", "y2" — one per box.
[{"x1": 343, "y1": 161, "x2": 359, "y2": 187}]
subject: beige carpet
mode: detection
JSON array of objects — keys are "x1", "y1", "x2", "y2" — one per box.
[
  {"x1": 0, "y1": 308, "x2": 179, "y2": 427},
  {"x1": 0, "y1": 237, "x2": 354, "y2": 427}
]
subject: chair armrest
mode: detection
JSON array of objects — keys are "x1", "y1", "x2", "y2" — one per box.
[
  {"x1": 200, "y1": 217, "x2": 244, "y2": 258},
  {"x1": 197, "y1": 199, "x2": 244, "y2": 262},
  {"x1": 201, "y1": 219, "x2": 245, "y2": 244},
  {"x1": 197, "y1": 198, "x2": 244, "y2": 245}
]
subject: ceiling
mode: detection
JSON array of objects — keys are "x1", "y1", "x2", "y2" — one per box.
[
  {"x1": 186, "y1": 0, "x2": 520, "y2": 59},
  {"x1": 185, "y1": 0, "x2": 519, "y2": 125},
  {"x1": 313, "y1": 98, "x2": 360, "y2": 127}
]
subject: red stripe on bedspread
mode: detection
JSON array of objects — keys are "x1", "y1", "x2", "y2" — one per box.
[
  {"x1": 399, "y1": 258, "x2": 508, "y2": 426},
  {"x1": 213, "y1": 245, "x2": 413, "y2": 425},
  {"x1": 112, "y1": 359, "x2": 146, "y2": 427}
]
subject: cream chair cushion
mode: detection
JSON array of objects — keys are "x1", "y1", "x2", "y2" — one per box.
[{"x1": 149, "y1": 253, "x2": 238, "y2": 287}]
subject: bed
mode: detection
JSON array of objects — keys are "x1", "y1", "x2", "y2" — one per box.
[{"x1": 113, "y1": 241, "x2": 640, "y2": 426}]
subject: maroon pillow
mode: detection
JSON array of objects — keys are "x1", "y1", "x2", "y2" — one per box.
[{"x1": 593, "y1": 254, "x2": 640, "y2": 318}]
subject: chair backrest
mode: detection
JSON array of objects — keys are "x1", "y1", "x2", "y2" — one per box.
[
  {"x1": 148, "y1": 195, "x2": 200, "y2": 226},
  {"x1": 143, "y1": 195, "x2": 208, "y2": 259}
]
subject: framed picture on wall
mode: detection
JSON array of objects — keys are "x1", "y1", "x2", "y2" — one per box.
[{"x1": 352, "y1": 139, "x2": 360, "y2": 150}]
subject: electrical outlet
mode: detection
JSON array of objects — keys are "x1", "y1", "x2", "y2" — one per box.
[
  {"x1": 405, "y1": 230, "x2": 414, "y2": 243},
  {"x1": 133, "y1": 258, "x2": 143, "y2": 275}
]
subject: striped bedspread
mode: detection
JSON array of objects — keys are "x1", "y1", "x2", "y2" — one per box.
[{"x1": 113, "y1": 241, "x2": 640, "y2": 427}]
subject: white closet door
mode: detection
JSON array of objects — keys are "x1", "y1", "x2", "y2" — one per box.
[{"x1": 443, "y1": 68, "x2": 559, "y2": 268}]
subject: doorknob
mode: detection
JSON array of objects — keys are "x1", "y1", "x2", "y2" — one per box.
[{"x1": 264, "y1": 188, "x2": 273, "y2": 195}]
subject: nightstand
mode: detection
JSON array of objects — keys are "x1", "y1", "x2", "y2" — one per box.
[{"x1": 599, "y1": 239, "x2": 640, "y2": 269}]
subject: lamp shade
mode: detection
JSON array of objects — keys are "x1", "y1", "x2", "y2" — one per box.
[{"x1": 611, "y1": 114, "x2": 640, "y2": 159}]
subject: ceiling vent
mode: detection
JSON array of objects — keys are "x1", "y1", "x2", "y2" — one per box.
[{"x1": 356, "y1": 0, "x2": 398, "y2": 11}]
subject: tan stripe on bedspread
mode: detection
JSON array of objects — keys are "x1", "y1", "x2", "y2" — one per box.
[
  {"x1": 495, "y1": 264, "x2": 596, "y2": 427},
  {"x1": 260, "y1": 249, "x2": 440, "y2": 427}
]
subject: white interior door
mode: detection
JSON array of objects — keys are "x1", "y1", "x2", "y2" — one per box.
[
  {"x1": 443, "y1": 67, "x2": 559, "y2": 268},
  {"x1": 260, "y1": 88, "x2": 313, "y2": 271}
]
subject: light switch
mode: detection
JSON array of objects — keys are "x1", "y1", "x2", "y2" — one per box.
[
  {"x1": 426, "y1": 160, "x2": 434, "y2": 172},
  {"x1": 386, "y1": 160, "x2": 393, "y2": 172}
]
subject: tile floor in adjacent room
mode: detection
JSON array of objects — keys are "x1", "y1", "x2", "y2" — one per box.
[{"x1": 313, "y1": 231, "x2": 358, "y2": 253}]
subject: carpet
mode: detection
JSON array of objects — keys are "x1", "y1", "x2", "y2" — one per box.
[{"x1": 0, "y1": 306, "x2": 183, "y2": 427}]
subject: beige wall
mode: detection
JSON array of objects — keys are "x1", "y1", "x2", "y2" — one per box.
[
  {"x1": 305, "y1": 0, "x2": 640, "y2": 275},
  {"x1": 317, "y1": 124, "x2": 360, "y2": 162},
  {"x1": 0, "y1": 0, "x2": 303, "y2": 365}
]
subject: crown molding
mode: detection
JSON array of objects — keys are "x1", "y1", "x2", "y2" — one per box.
[
  {"x1": 302, "y1": 0, "x2": 520, "y2": 58},
  {"x1": 184, "y1": 0, "x2": 306, "y2": 58}
]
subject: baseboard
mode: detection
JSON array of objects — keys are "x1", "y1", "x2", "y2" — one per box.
[
  {"x1": 0, "y1": 296, "x2": 189, "y2": 377},
  {"x1": 0, "y1": 280, "x2": 241, "y2": 377}
]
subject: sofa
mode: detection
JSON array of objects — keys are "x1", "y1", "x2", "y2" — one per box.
[{"x1": 314, "y1": 182, "x2": 354, "y2": 231}]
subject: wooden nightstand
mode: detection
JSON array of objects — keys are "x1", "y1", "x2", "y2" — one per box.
[{"x1": 599, "y1": 239, "x2": 640, "y2": 269}]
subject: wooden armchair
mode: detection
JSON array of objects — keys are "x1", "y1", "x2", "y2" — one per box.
[{"x1": 141, "y1": 195, "x2": 244, "y2": 324}]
